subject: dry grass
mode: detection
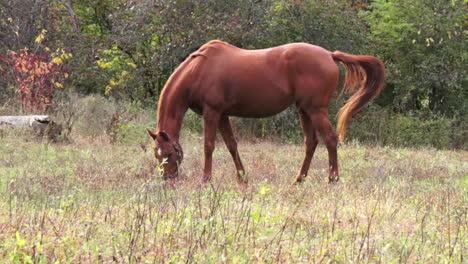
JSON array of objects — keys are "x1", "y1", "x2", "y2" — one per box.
[{"x1": 0, "y1": 131, "x2": 466, "y2": 263}]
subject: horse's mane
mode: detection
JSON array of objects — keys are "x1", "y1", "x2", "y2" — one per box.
[
  {"x1": 157, "y1": 42, "x2": 223, "y2": 122},
  {"x1": 190, "y1": 40, "x2": 232, "y2": 58},
  {"x1": 184, "y1": 40, "x2": 232, "y2": 75}
]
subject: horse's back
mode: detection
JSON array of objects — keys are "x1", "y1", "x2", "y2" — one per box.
[{"x1": 193, "y1": 41, "x2": 338, "y2": 86}]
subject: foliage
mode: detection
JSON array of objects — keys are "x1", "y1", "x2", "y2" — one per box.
[
  {"x1": 49, "y1": 91, "x2": 84, "y2": 141},
  {"x1": 265, "y1": 0, "x2": 369, "y2": 53},
  {"x1": 348, "y1": 105, "x2": 468, "y2": 149},
  {"x1": 0, "y1": 48, "x2": 70, "y2": 113},
  {"x1": 0, "y1": 0, "x2": 466, "y2": 148},
  {"x1": 363, "y1": 0, "x2": 467, "y2": 115},
  {"x1": 74, "y1": 94, "x2": 119, "y2": 139},
  {"x1": 53, "y1": 94, "x2": 154, "y2": 143}
]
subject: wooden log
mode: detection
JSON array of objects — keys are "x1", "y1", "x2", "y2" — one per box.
[
  {"x1": 0, "y1": 115, "x2": 62, "y2": 141},
  {"x1": 0, "y1": 115, "x2": 50, "y2": 126}
]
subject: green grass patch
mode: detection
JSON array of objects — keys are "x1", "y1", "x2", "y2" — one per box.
[{"x1": 0, "y1": 133, "x2": 466, "y2": 263}]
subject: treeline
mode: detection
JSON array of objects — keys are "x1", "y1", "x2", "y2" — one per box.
[{"x1": 0, "y1": 0, "x2": 466, "y2": 148}]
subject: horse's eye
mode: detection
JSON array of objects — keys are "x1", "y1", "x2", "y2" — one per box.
[{"x1": 167, "y1": 152, "x2": 173, "y2": 158}]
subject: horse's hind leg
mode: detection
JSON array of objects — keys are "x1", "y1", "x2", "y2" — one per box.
[
  {"x1": 219, "y1": 115, "x2": 247, "y2": 184},
  {"x1": 294, "y1": 108, "x2": 319, "y2": 184},
  {"x1": 308, "y1": 108, "x2": 339, "y2": 183}
]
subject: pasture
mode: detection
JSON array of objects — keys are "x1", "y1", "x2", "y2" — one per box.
[
  {"x1": 0, "y1": 131, "x2": 466, "y2": 263},
  {"x1": 1, "y1": 0, "x2": 466, "y2": 263}
]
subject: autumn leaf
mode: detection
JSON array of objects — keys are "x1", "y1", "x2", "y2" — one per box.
[
  {"x1": 55, "y1": 82, "x2": 64, "y2": 88},
  {"x1": 35, "y1": 29, "x2": 47, "y2": 43}
]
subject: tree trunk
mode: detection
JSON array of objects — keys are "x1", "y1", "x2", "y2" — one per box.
[{"x1": 63, "y1": 0, "x2": 81, "y2": 33}]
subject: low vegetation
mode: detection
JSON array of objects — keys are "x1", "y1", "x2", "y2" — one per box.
[
  {"x1": 0, "y1": 127, "x2": 466, "y2": 263},
  {"x1": 0, "y1": 0, "x2": 466, "y2": 262}
]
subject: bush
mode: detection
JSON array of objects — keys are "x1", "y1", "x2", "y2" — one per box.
[
  {"x1": 43, "y1": 94, "x2": 466, "y2": 150},
  {"x1": 347, "y1": 105, "x2": 467, "y2": 149},
  {"x1": 49, "y1": 92, "x2": 84, "y2": 141},
  {"x1": 63, "y1": 94, "x2": 155, "y2": 144},
  {"x1": 74, "y1": 94, "x2": 118, "y2": 139},
  {"x1": 182, "y1": 110, "x2": 203, "y2": 134}
]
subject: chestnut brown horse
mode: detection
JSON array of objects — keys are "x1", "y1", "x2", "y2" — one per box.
[{"x1": 147, "y1": 40, "x2": 385, "y2": 184}]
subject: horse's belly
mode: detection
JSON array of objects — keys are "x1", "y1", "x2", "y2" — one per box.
[{"x1": 226, "y1": 95, "x2": 294, "y2": 118}]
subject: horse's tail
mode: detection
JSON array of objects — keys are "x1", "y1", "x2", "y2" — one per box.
[{"x1": 331, "y1": 51, "x2": 386, "y2": 141}]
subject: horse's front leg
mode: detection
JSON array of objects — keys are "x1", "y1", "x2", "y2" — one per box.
[{"x1": 202, "y1": 106, "x2": 221, "y2": 183}]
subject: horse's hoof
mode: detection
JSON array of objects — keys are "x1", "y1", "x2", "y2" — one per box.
[
  {"x1": 291, "y1": 180, "x2": 302, "y2": 186},
  {"x1": 237, "y1": 179, "x2": 248, "y2": 185},
  {"x1": 236, "y1": 174, "x2": 248, "y2": 184},
  {"x1": 328, "y1": 178, "x2": 339, "y2": 184},
  {"x1": 292, "y1": 174, "x2": 305, "y2": 185},
  {"x1": 201, "y1": 176, "x2": 212, "y2": 184}
]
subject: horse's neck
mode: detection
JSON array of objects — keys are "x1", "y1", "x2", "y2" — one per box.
[
  {"x1": 157, "y1": 88, "x2": 188, "y2": 140},
  {"x1": 156, "y1": 57, "x2": 197, "y2": 139}
]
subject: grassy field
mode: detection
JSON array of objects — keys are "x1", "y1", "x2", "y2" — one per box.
[{"x1": 0, "y1": 131, "x2": 466, "y2": 263}]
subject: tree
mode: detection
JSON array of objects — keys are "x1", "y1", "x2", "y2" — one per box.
[{"x1": 363, "y1": 0, "x2": 467, "y2": 115}]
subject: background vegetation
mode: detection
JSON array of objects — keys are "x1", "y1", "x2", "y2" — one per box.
[
  {"x1": 0, "y1": 0, "x2": 466, "y2": 148},
  {"x1": 0, "y1": 1, "x2": 467, "y2": 263}
]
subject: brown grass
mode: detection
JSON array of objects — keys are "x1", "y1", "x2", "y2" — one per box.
[{"x1": 0, "y1": 130, "x2": 466, "y2": 263}]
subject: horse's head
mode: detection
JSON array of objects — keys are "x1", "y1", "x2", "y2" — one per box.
[{"x1": 146, "y1": 129, "x2": 183, "y2": 179}]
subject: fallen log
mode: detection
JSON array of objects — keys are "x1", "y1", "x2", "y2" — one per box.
[
  {"x1": 0, "y1": 115, "x2": 62, "y2": 142},
  {"x1": 0, "y1": 115, "x2": 51, "y2": 126}
]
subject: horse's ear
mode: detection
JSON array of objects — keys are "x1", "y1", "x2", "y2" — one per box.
[
  {"x1": 146, "y1": 128, "x2": 158, "y2": 140},
  {"x1": 158, "y1": 131, "x2": 171, "y2": 142}
]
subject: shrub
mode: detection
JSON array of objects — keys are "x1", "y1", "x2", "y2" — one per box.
[
  {"x1": 75, "y1": 94, "x2": 118, "y2": 139},
  {"x1": 0, "y1": 48, "x2": 70, "y2": 113},
  {"x1": 44, "y1": 94, "x2": 466, "y2": 150},
  {"x1": 347, "y1": 105, "x2": 466, "y2": 149}
]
